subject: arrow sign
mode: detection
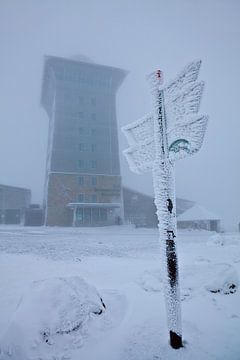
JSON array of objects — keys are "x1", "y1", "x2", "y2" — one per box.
[
  {"x1": 168, "y1": 114, "x2": 208, "y2": 162},
  {"x1": 122, "y1": 60, "x2": 208, "y2": 349},
  {"x1": 122, "y1": 60, "x2": 208, "y2": 173}
]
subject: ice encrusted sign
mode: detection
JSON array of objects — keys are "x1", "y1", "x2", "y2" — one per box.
[{"x1": 122, "y1": 60, "x2": 208, "y2": 349}]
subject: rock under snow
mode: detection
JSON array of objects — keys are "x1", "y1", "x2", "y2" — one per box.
[
  {"x1": 208, "y1": 233, "x2": 225, "y2": 246},
  {"x1": 206, "y1": 264, "x2": 238, "y2": 295},
  {"x1": 0, "y1": 276, "x2": 105, "y2": 360}
]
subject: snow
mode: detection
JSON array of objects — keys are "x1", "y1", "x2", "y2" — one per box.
[
  {"x1": 0, "y1": 226, "x2": 240, "y2": 359},
  {"x1": 177, "y1": 204, "x2": 220, "y2": 221},
  {"x1": 0, "y1": 276, "x2": 105, "y2": 360}
]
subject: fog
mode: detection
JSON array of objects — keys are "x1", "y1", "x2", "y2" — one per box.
[{"x1": 0, "y1": 0, "x2": 239, "y2": 230}]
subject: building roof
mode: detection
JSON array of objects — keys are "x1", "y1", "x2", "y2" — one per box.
[
  {"x1": 41, "y1": 54, "x2": 127, "y2": 118},
  {"x1": 44, "y1": 54, "x2": 127, "y2": 75},
  {"x1": 177, "y1": 204, "x2": 220, "y2": 221},
  {"x1": 122, "y1": 186, "x2": 194, "y2": 215},
  {"x1": 0, "y1": 184, "x2": 31, "y2": 192},
  {"x1": 67, "y1": 203, "x2": 121, "y2": 209}
]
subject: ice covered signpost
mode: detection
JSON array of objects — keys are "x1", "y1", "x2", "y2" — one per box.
[{"x1": 122, "y1": 60, "x2": 208, "y2": 349}]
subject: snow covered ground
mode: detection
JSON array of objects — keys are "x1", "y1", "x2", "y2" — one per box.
[{"x1": 0, "y1": 225, "x2": 239, "y2": 360}]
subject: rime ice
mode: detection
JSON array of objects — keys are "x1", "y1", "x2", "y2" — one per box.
[{"x1": 122, "y1": 60, "x2": 208, "y2": 348}]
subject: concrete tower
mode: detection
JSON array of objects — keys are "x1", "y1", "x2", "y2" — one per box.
[{"x1": 41, "y1": 56, "x2": 126, "y2": 226}]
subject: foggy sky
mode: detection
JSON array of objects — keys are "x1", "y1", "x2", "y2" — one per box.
[{"x1": 0, "y1": 0, "x2": 239, "y2": 230}]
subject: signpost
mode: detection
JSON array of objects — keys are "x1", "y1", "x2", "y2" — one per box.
[{"x1": 122, "y1": 60, "x2": 208, "y2": 349}]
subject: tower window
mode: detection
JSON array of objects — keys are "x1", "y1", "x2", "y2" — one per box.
[
  {"x1": 91, "y1": 97, "x2": 96, "y2": 106},
  {"x1": 84, "y1": 194, "x2": 90, "y2": 203},
  {"x1": 91, "y1": 194, "x2": 97, "y2": 202},
  {"x1": 91, "y1": 144, "x2": 97, "y2": 152},
  {"x1": 91, "y1": 160, "x2": 97, "y2": 169},
  {"x1": 79, "y1": 143, "x2": 85, "y2": 151},
  {"x1": 78, "y1": 160, "x2": 84, "y2": 169},
  {"x1": 78, "y1": 176, "x2": 84, "y2": 185},
  {"x1": 91, "y1": 113, "x2": 96, "y2": 121},
  {"x1": 78, "y1": 112, "x2": 84, "y2": 119},
  {"x1": 78, "y1": 96, "x2": 84, "y2": 104},
  {"x1": 91, "y1": 176, "x2": 97, "y2": 186},
  {"x1": 77, "y1": 194, "x2": 84, "y2": 202}
]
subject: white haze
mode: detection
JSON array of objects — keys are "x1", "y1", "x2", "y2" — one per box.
[{"x1": 0, "y1": 0, "x2": 239, "y2": 230}]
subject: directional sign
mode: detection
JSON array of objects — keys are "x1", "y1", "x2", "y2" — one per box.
[
  {"x1": 122, "y1": 60, "x2": 208, "y2": 349},
  {"x1": 163, "y1": 59, "x2": 202, "y2": 104},
  {"x1": 123, "y1": 138, "x2": 155, "y2": 174},
  {"x1": 122, "y1": 113, "x2": 154, "y2": 145},
  {"x1": 122, "y1": 60, "x2": 208, "y2": 174},
  {"x1": 165, "y1": 81, "x2": 205, "y2": 128}
]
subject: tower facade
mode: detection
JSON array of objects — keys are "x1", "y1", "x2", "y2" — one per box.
[{"x1": 41, "y1": 56, "x2": 126, "y2": 226}]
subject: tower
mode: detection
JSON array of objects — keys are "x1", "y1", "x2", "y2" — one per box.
[{"x1": 41, "y1": 56, "x2": 126, "y2": 226}]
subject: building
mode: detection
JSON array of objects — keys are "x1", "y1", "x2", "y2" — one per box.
[
  {"x1": 123, "y1": 188, "x2": 221, "y2": 231},
  {"x1": 177, "y1": 204, "x2": 221, "y2": 232},
  {"x1": 41, "y1": 56, "x2": 126, "y2": 226},
  {"x1": 24, "y1": 204, "x2": 44, "y2": 226},
  {"x1": 0, "y1": 184, "x2": 31, "y2": 224},
  {"x1": 123, "y1": 187, "x2": 194, "y2": 227}
]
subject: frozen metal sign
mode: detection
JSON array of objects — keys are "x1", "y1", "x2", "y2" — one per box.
[
  {"x1": 122, "y1": 60, "x2": 208, "y2": 349},
  {"x1": 122, "y1": 60, "x2": 208, "y2": 172}
]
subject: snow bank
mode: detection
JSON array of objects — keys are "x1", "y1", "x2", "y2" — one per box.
[
  {"x1": 0, "y1": 276, "x2": 105, "y2": 360},
  {"x1": 137, "y1": 269, "x2": 162, "y2": 292}
]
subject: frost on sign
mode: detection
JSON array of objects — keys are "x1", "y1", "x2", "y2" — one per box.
[
  {"x1": 123, "y1": 138, "x2": 155, "y2": 174},
  {"x1": 168, "y1": 115, "x2": 208, "y2": 162},
  {"x1": 122, "y1": 60, "x2": 208, "y2": 349},
  {"x1": 122, "y1": 60, "x2": 208, "y2": 173},
  {"x1": 122, "y1": 113, "x2": 154, "y2": 145}
]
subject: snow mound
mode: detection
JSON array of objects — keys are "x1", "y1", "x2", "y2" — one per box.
[
  {"x1": 0, "y1": 276, "x2": 105, "y2": 360},
  {"x1": 138, "y1": 269, "x2": 162, "y2": 292},
  {"x1": 206, "y1": 264, "x2": 238, "y2": 295},
  {"x1": 208, "y1": 233, "x2": 225, "y2": 246}
]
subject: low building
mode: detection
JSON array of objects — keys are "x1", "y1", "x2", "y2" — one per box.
[
  {"x1": 122, "y1": 187, "x2": 194, "y2": 227},
  {"x1": 24, "y1": 204, "x2": 44, "y2": 226},
  {"x1": 177, "y1": 204, "x2": 221, "y2": 232},
  {"x1": 0, "y1": 184, "x2": 31, "y2": 224}
]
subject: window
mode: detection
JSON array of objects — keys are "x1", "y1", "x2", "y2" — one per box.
[
  {"x1": 78, "y1": 160, "x2": 84, "y2": 169},
  {"x1": 91, "y1": 160, "x2": 97, "y2": 169},
  {"x1": 76, "y1": 208, "x2": 83, "y2": 221},
  {"x1": 78, "y1": 96, "x2": 84, "y2": 104},
  {"x1": 91, "y1": 144, "x2": 97, "y2": 152},
  {"x1": 78, "y1": 112, "x2": 84, "y2": 119},
  {"x1": 91, "y1": 97, "x2": 96, "y2": 106},
  {"x1": 78, "y1": 176, "x2": 84, "y2": 185},
  {"x1": 78, "y1": 127, "x2": 84, "y2": 135},
  {"x1": 91, "y1": 128, "x2": 97, "y2": 136},
  {"x1": 77, "y1": 194, "x2": 84, "y2": 202},
  {"x1": 100, "y1": 208, "x2": 107, "y2": 221},
  {"x1": 84, "y1": 194, "x2": 90, "y2": 203},
  {"x1": 91, "y1": 194, "x2": 97, "y2": 202},
  {"x1": 91, "y1": 176, "x2": 97, "y2": 186},
  {"x1": 79, "y1": 143, "x2": 85, "y2": 151},
  {"x1": 91, "y1": 113, "x2": 96, "y2": 121}
]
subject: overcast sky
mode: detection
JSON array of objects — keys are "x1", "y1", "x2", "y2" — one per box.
[{"x1": 0, "y1": 0, "x2": 239, "y2": 230}]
